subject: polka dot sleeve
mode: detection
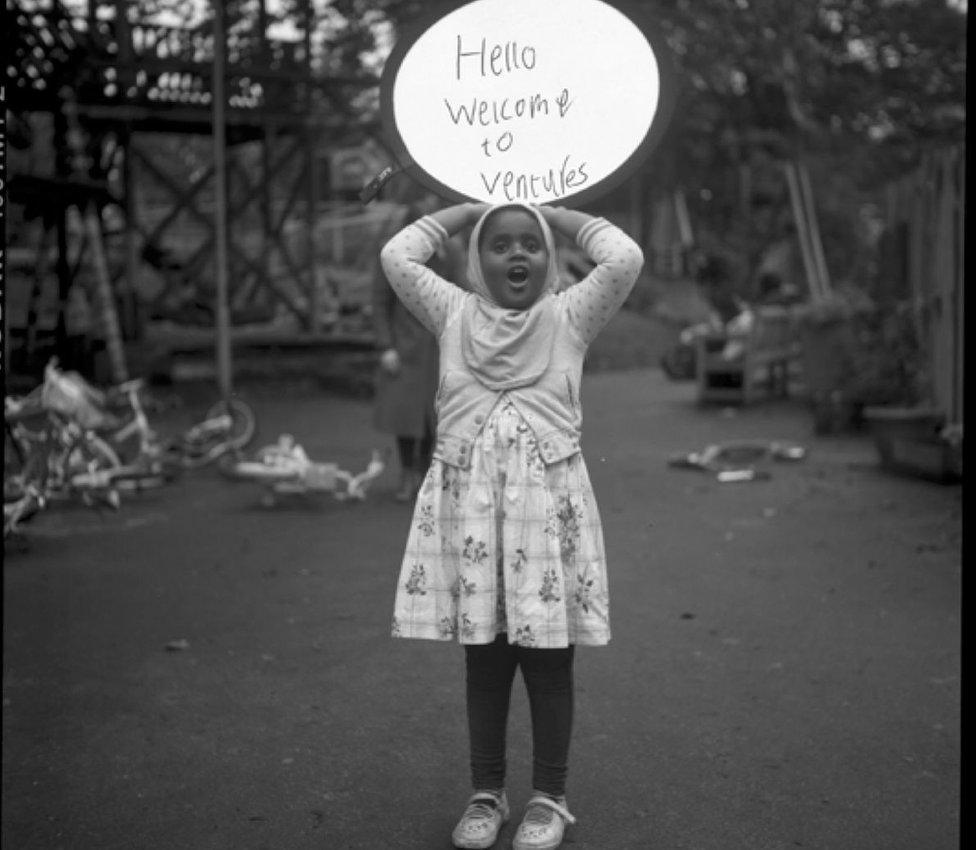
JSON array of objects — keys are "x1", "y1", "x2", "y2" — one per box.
[
  {"x1": 379, "y1": 216, "x2": 466, "y2": 335},
  {"x1": 561, "y1": 218, "x2": 644, "y2": 346}
]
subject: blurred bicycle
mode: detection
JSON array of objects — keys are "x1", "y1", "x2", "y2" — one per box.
[
  {"x1": 40, "y1": 358, "x2": 257, "y2": 473},
  {"x1": 227, "y1": 434, "x2": 386, "y2": 507},
  {"x1": 4, "y1": 360, "x2": 258, "y2": 538},
  {"x1": 668, "y1": 439, "x2": 807, "y2": 482}
]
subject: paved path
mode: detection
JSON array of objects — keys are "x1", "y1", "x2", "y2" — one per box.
[{"x1": 2, "y1": 369, "x2": 960, "y2": 849}]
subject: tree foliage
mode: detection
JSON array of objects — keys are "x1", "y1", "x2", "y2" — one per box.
[
  {"x1": 320, "y1": 0, "x2": 965, "y2": 189},
  {"x1": 652, "y1": 0, "x2": 966, "y2": 187},
  {"x1": 318, "y1": 0, "x2": 965, "y2": 292}
]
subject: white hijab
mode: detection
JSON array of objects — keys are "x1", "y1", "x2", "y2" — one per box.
[{"x1": 460, "y1": 203, "x2": 561, "y2": 391}]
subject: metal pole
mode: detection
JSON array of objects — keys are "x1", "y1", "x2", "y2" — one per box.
[
  {"x1": 303, "y1": 0, "x2": 320, "y2": 332},
  {"x1": 212, "y1": 0, "x2": 233, "y2": 400}
]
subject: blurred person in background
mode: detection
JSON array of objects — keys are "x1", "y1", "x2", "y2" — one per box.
[{"x1": 372, "y1": 186, "x2": 466, "y2": 501}]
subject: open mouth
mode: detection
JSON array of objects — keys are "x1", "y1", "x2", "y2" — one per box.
[{"x1": 507, "y1": 266, "x2": 529, "y2": 286}]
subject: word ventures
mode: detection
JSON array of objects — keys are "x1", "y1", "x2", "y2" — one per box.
[{"x1": 480, "y1": 154, "x2": 589, "y2": 201}]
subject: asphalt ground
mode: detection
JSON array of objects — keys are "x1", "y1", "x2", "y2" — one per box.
[{"x1": 2, "y1": 368, "x2": 961, "y2": 850}]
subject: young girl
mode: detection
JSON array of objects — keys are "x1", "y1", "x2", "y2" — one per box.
[{"x1": 381, "y1": 201, "x2": 643, "y2": 849}]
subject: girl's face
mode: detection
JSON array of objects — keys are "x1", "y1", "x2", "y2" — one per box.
[{"x1": 478, "y1": 209, "x2": 551, "y2": 310}]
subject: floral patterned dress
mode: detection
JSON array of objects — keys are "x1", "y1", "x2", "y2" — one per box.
[{"x1": 392, "y1": 398, "x2": 610, "y2": 648}]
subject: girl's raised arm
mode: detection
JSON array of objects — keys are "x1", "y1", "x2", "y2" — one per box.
[
  {"x1": 541, "y1": 205, "x2": 644, "y2": 345},
  {"x1": 428, "y1": 202, "x2": 491, "y2": 236},
  {"x1": 536, "y1": 206, "x2": 597, "y2": 243},
  {"x1": 379, "y1": 203, "x2": 485, "y2": 335}
]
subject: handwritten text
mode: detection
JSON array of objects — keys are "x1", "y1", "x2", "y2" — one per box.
[
  {"x1": 480, "y1": 154, "x2": 589, "y2": 201},
  {"x1": 456, "y1": 36, "x2": 537, "y2": 80}
]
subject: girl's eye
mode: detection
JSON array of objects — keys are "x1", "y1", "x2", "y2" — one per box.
[
  {"x1": 492, "y1": 240, "x2": 508, "y2": 253},
  {"x1": 525, "y1": 240, "x2": 540, "y2": 252}
]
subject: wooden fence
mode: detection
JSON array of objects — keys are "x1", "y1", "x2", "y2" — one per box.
[{"x1": 885, "y1": 146, "x2": 965, "y2": 425}]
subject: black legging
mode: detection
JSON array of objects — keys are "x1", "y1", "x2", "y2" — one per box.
[
  {"x1": 396, "y1": 432, "x2": 433, "y2": 473},
  {"x1": 465, "y1": 634, "x2": 575, "y2": 797}
]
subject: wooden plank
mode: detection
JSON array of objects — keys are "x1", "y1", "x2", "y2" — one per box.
[
  {"x1": 230, "y1": 248, "x2": 308, "y2": 321},
  {"x1": 176, "y1": 220, "x2": 308, "y2": 324},
  {"x1": 128, "y1": 217, "x2": 196, "y2": 310},
  {"x1": 55, "y1": 209, "x2": 74, "y2": 358},
  {"x1": 60, "y1": 88, "x2": 129, "y2": 382},
  {"x1": 157, "y1": 134, "x2": 304, "y2": 241},
  {"x1": 132, "y1": 144, "x2": 216, "y2": 249},
  {"x1": 140, "y1": 135, "x2": 303, "y2": 303},
  {"x1": 122, "y1": 129, "x2": 143, "y2": 340},
  {"x1": 782, "y1": 160, "x2": 825, "y2": 301},
  {"x1": 24, "y1": 226, "x2": 53, "y2": 361},
  {"x1": 73, "y1": 101, "x2": 353, "y2": 131},
  {"x1": 81, "y1": 56, "x2": 378, "y2": 86},
  {"x1": 229, "y1": 268, "x2": 260, "y2": 311},
  {"x1": 132, "y1": 145, "x2": 215, "y2": 231},
  {"x1": 82, "y1": 202, "x2": 129, "y2": 381},
  {"x1": 797, "y1": 162, "x2": 831, "y2": 295}
]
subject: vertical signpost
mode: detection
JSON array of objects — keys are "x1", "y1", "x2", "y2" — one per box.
[{"x1": 212, "y1": 0, "x2": 233, "y2": 400}]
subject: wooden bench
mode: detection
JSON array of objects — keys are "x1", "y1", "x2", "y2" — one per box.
[{"x1": 695, "y1": 306, "x2": 801, "y2": 405}]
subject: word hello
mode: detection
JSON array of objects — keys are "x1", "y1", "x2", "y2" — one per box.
[
  {"x1": 455, "y1": 35, "x2": 537, "y2": 80},
  {"x1": 480, "y1": 154, "x2": 589, "y2": 201}
]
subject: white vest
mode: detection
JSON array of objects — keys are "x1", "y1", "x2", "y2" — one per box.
[{"x1": 432, "y1": 293, "x2": 586, "y2": 469}]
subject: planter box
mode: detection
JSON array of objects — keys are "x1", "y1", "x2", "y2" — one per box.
[{"x1": 863, "y1": 406, "x2": 962, "y2": 484}]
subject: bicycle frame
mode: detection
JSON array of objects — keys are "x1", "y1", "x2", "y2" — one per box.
[
  {"x1": 5, "y1": 361, "x2": 258, "y2": 539},
  {"x1": 667, "y1": 439, "x2": 807, "y2": 481},
  {"x1": 4, "y1": 483, "x2": 45, "y2": 538},
  {"x1": 41, "y1": 361, "x2": 255, "y2": 471},
  {"x1": 229, "y1": 436, "x2": 385, "y2": 506},
  {"x1": 183, "y1": 413, "x2": 233, "y2": 446},
  {"x1": 5, "y1": 406, "x2": 122, "y2": 517},
  {"x1": 106, "y1": 383, "x2": 160, "y2": 459}
]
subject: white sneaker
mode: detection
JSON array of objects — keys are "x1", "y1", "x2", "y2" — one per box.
[
  {"x1": 452, "y1": 790, "x2": 510, "y2": 849},
  {"x1": 512, "y1": 794, "x2": 576, "y2": 850}
]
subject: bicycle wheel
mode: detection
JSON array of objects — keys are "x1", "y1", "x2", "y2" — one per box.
[
  {"x1": 5, "y1": 407, "x2": 50, "y2": 483},
  {"x1": 204, "y1": 398, "x2": 256, "y2": 451},
  {"x1": 179, "y1": 398, "x2": 256, "y2": 468},
  {"x1": 4, "y1": 440, "x2": 49, "y2": 536},
  {"x1": 4, "y1": 488, "x2": 44, "y2": 538},
  {"x1": 4, "y1": 423, "x2": 27, "y2": 492}
]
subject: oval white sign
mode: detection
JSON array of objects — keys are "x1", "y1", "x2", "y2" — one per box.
[{"x1": 380, "y1": 0, "x2": 672, "y2": 206}]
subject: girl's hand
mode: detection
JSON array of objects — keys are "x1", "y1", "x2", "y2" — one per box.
[
  {"x1": 466, "y1": 202, "x2": 491, "y2": 224},
  {"x1": 537, "y1": 205, "x2": 594, "y2": 240},
  {"x1": 536, "y1": 204, "x2": 567, "y2": 224},
  {"x1": 429, "y1": 202, "x2": 490, "y2": 235}
]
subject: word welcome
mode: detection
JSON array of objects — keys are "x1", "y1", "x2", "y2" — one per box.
[
  {"x1": 480, "y1": 154, "x2": 589, "y2": 201},
  {"x1": 444, "y1": 88, "x2": 573, "y2": 127}
]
